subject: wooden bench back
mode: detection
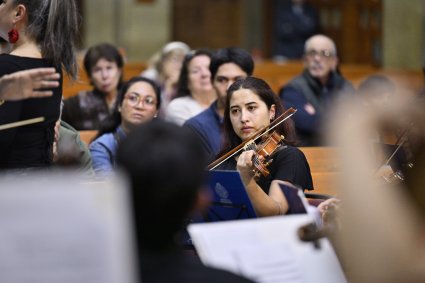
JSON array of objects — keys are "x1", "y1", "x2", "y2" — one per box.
[
  {"x1": 78, "y1": 130, "x2": 98, "y2": 146},
  {"x1": 254, "y1": 61, "x2": 423, "y2": 93},
  {"x1": 299, "y1": 146, "x2": 341, "y2": 197},
  {"x1": 63, "y1": 60, "x2": 423, "y2": 99}
]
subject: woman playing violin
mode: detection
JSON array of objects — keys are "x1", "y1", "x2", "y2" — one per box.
[{"x1": 215, "y1": 77, "x2": 313, "y2": 217}]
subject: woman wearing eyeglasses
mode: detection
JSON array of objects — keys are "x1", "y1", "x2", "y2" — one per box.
[
  {"x1": 278, "y1": 34, "x2": 354, "y2": 146},
  {"x1": 89, "y1": 77, "x2": 161, "y2": 177}
]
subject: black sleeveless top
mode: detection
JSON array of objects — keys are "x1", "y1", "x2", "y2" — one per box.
[
  {"x1": 215, "y1": 145, "x2": 314, "y2": 193},
  {"x1": 0, "y1": 54, "x2": 62, "y2": 169}
]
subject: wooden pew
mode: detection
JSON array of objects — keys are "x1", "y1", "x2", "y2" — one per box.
[
  {"x1": 299, "y1": 146, "x2": 341, "y2": 197},
  {"x1": 79, "y1": 130, "x2": 98, "y2": 146},
  {"x1": 253, "y1": 60, "x2": 381, "y2": 92},
  {"x1": 299, "y1": 146, "x2": 340, "y2": 173},
  {"x1": 63, "y1": 59, "x2": 423, "y2": 99},
  {"x1": 253, "y1": 60, "x2": 423, "y2": 94}
]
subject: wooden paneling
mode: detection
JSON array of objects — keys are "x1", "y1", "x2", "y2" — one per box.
[
  {"x1": 264, "y1": 0, "x2": 383, "y2": 65},
  {"x1": 309, "y1": 0, "x2": 383, "y2": 65},
  {"x1": 172, "y1": 0, "x2": 243, "y2": 49}
]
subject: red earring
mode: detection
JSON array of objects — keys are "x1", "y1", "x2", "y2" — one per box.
[{"x1": 8, "y1": 28, "x2": 19, "y2": 44}]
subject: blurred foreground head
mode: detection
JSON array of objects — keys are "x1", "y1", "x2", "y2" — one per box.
[
  {"x1": 116, "y1": 120, "x2": 208, "y2": 250},
  {"x1": 357, "y1": 75, "x2": 396, "y2": 108},
  {"x1": 327, "y1": 92, "x2": 425, "y2": 282}
]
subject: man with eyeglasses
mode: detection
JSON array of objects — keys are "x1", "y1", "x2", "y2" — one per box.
[{"x1": 279, "y1": 34, "x2": 354, "y2": 146}]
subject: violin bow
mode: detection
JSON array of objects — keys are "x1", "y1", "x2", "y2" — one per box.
[
  {"x1": 208, "y1": 107, "x2": 297, "y2": 170},
  {"x1": 0, "y1": 117, "x2": 45, "y2": 131}
]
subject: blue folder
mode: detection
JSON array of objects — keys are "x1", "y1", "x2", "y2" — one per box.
[{"x1": 203, "y1": 170, "x2": 257, "y2": 222}]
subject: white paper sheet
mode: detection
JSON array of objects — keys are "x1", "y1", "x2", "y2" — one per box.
[
  {"x1": 188, "y1": 215, "x2": 346, "y2": 283},
  {"x1": 0, "y1": 173, "x2": 137, "y2": 283}
]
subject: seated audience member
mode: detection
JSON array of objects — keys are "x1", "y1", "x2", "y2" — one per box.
[
  {"x1": 0, "y1": 68, "x2": 59, "y2": 101},
  {"x1": 53, "y1": 119, "x2": 95, "y2": 178},
  {"x1": 215, "y1": 76, "x2": 314, "y2": 217},
  {"x1": 62, "y1": 43, "x2": 124, "y2": 130},
  {"x1": 184, "y1": 47, "x2": 254, "y2": 162},
  {"x1": 90, "y1": 77, "x2": 160, "y2": 177},
  {"x1": 115, "y1": 121, "x2": 255, "y2": 283},
  {"x1": 165, "y1": 49, "x2": 215, "y2": 125},
  {"x1": 279, "y1": 34, "x2": 354, "y2": 146},
  {"x1": 141, "y1": 41, "x2": 190, "y2": 117},
  {"x1": 52, "y1": 100, "x2": 94, "y2": 177}
]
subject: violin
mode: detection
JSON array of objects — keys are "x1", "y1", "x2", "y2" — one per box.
[
  {"x1": 208, "y1": 107, "x2": 297, "y2": 177},
  {"x1": 244, "y1": 131, "x2": 285, "y2": 179},
  {"x1": 376, "y1": 123, "x2": 414, "y2": 184}
]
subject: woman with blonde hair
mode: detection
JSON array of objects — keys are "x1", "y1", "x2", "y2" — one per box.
[
  {"x1": 141, "y1": 41, "x2": 190, "y2": 117},
  {"x1": 165, "y1": 49, "x2": 215, "y2": 125}
]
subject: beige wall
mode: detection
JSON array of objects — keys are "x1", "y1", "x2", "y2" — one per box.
[
  {"x1": 83, "y1": 0, "x2": 263, "y2": 62},
  {"x1": 242, "y1": 0, "x2": 263, "y2": 53},
  {"x1": 83, "y1": 0, "x2": 425, "y2": 69},
  {"x1": 383, "y1": 0, "x2": 425, "y2": 70},
  {"x1": 83, "y1": 0, "x2": 171, "y2": 62}
]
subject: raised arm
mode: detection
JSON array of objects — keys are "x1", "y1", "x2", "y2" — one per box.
[{"x1": 0, "y1": 68, "x2": 60, "y2": 101}]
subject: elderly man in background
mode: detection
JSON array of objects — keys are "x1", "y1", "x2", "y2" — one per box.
[{"x1": 279, "y1": 34, "x2": 354, "y2": 146}]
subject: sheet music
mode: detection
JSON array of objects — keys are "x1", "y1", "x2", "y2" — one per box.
[
  {"x1": 189, "y1": 215, "x2": 347, "y2": 283},
  {"x1": 0, "y1": 174, "x2": 137, "y2": 283},
  {"x1": 232, "y1": 242, "x2": 303, "y2": 283}
]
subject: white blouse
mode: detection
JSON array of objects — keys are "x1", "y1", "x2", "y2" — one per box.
[{"x1": 164, "y1": 96, "x2": 207, "y2": 126}]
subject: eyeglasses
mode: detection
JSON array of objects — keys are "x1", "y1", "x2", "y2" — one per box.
[
  {"x1": 125, "y1": 93, "x2": 157, "y2": 107},
  {"x1": 305, "y1": 50, "x2": 335, "y2": 58}
]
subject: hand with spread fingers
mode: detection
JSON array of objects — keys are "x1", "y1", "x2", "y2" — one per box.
[{"x1": 0, "y1": 68, "x2": 60, "y2": 101}]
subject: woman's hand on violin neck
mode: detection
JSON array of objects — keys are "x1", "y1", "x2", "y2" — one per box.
[{"x1": 236, "y1": 150, "x2": 256, "y2": 184}]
